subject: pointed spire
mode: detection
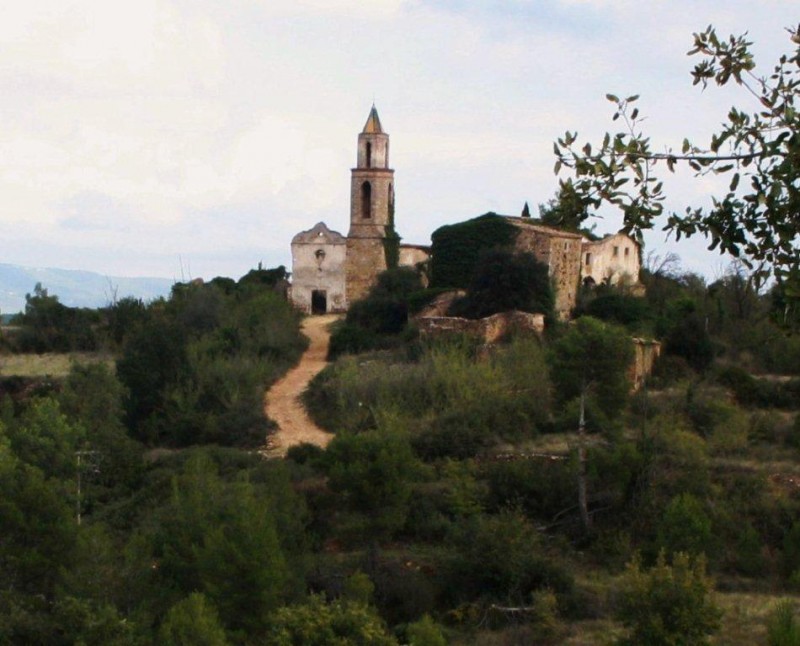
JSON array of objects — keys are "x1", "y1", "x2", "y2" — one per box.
[
  {"x1": 362, "y1": 104, "x2": 383, "y2": 134},
  {"x1": 521, "y1": 201, "x2": 531, "y2": 218}
]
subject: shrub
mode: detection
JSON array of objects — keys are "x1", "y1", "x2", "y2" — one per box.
[
  {"x1": 159, "y1": 593, "x2": 229, "y2": 646},
  {"x1": 450, "y1": 249, "x2": 554, "y2": 320},
  {"x1": 656, "y1": 494, "x2": 713, "y2": 557},
  {"x1": 347, "y1": 297, "x2": 408, "y2": 335},
  {"x1": 767, "y1": 600, "x2": 800, "y2": 646},
  {"x1": 665, "y1": 313, "x2": 714, "y2": 373},
  {"x1": 445, "y1": 511, "x2": 574, "y2": 606},
  {"x1": 267, "y1": 594, "x2": 397, "y2": 646},
  {"x1": 615, "y1": 552, "x2": 721, "y2": 646},
  {"x1": 406, "y1": 614, "x2": 447, "y2": 646},
  {"x1": 484, "y1": 458, "x2": 574, "y2": 522},
  {"x1": 581, "y1": 293, "x2": 650, "y2": 328}
]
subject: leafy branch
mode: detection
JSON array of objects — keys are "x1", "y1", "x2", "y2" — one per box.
[{"x1": 553, "y1": 24, "x2": 800, "y2": 285}]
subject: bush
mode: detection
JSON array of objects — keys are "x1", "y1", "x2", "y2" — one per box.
[
  {"x1": 615, "y1": 552, "x2": 721, "y2": 646},
  {"x1": 664, "y1": 313, "x2": 714, "y2": 373},
  {"x1": 445, "y1": 511, "x2": 574, "y2": 606},
  {"x1": 656, "y1": 494, "x2": 713, "y2": 557},
  {"x1": 767, "y1": 600, "x2": 800, "y2": 646},
  {"x1": 450, "y1": 249, "x2": 554, "y2": 320},
  {"x1": 484, "y1": 458, "x2": 574, "y2": 522},
  {"x1": 347, "y1": 297, "x2": 408, "y2": 335},
  {"x1": 581, "y1": 293, "x2": 650, "y2": 328}
]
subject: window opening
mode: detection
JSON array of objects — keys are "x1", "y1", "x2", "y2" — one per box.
[
  {"x1": 361, "y1": 182, "x2": 372, "y2": 219},
  {"x1": 366, "y1": 142, "x2": 372, "y2": 168}
]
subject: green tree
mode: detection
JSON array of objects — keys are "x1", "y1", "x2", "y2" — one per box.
[
  {"x1": 616, "y1": 551, "x2": 722, "y2": 646},
  {"x1": 0, "y1": 437, "x2": 78, "y2": 642},
  {"x1": 14, "y1": 283, "x2": 98, "y2": 352},
  {"x1": 159, "y1": 593, "x2": 229, "y2": 646},
  {"x1": 155, "y1": 452, "x2": 291, "y2": 634},
  {"x1": 538, "y1": 179, "x2": 593, "y2": 234},
  {"x1": 554, "y1": 25, "x2": 800, "y2": 285},
  {"x1": 326, "y1": 427, "x2": 419, "y2": 539},
  {"x1": 7, "y1": 397, "x2": 85, "y2": 480},
  {"x1": 549, "y1": 316, "x2": 634, "y2": 419},
  {"x1": 59, "y1": 363, "x2": 143, "y2": 499}
]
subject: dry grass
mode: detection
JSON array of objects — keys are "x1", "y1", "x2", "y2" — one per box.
[
  {"x1": 0, "y1": 352, "x2": 113, "y2": 378},
  {"x1": 713, "y1": 591, "x2": 800, "y2": 645}
]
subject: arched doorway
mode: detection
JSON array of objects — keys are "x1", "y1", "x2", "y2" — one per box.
[{"x1": 311, "y1": 290, "x2": 327, "y2": 315}]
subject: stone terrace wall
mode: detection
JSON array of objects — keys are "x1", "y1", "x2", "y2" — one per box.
[
  {"x1": 416, "y1": 310, "x2": 545, "y2": 344},
  {"x1": 630, "y1": 338, "x2": 662, "y2": 390}
]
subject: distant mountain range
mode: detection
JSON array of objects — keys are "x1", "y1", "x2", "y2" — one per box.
[{"x1": 0, "y1": 263, "x2": 175, "y2": 314}]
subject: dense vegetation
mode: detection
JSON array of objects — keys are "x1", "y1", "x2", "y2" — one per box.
[
  {"x1": 2, "y1": 251, "x2": 799, "y2": 643},
  {"x1": 1, "y1": 21, "x2": 799, "y2": 642},
  {"x1": 429, "y1": 213, "x2": 518, "y2": 289}
]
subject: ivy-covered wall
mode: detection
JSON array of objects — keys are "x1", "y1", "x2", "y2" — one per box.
[{"x1": 429, "y1": 213, "x2": 519, "y2": 288}]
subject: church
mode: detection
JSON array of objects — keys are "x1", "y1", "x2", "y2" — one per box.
[
  {"x1": 290, "y1": 106, "x2": 642, "y2": 317},
  {"x1": 290, "y1": 106, "x2": 427, "y2": 314}
]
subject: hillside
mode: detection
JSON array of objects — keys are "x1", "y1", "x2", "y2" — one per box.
[{"x1": 0, "y1": 263, "x2": 174, "y2": 313}]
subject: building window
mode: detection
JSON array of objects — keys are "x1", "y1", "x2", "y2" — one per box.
[
  {"x1": 361, "y1": 181, "x2": 372, "y2": 219},
  {"x1": 366, "y1": 142, "x2": 372, "y2": 168},
  {"x1": 585, "y1": 253, "x2": 591, "y2": 265},
  {"x1": 613, "y1": 246, "x2": 619, "y2": 257},
  {"x1": 624, "y1": 247, "x2": 630, "y2": 257}
]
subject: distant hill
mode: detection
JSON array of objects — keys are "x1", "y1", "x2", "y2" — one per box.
[{"x1": 0, "y1": 263, "x2": 174, "y2": 314}]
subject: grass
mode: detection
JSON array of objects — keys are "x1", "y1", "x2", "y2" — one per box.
[{"x1": 0, "y1": 352, "x2": 113, "y2": 378}]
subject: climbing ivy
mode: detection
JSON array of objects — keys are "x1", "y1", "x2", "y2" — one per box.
[
  {"x1": 383, "y1": 225, "x2": 400, "y2": 269},
  {"x1": 430, "y1": 213, "x2": 518, "y2": 288}
]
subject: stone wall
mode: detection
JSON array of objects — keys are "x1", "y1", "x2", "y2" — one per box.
[
  {"x1": 416, "y1": 310, "x2": 545, "y2": 344},
  {"x1": 581, "y1": 233, "x2": 641, "y2": 286},
  {"x1": 630, "y1": 337, "x2": 661, "y2": 390},
  {"x1": 345, "y1": 237, "x2": 388, "y2": 305},
  {"x1": 399, "y1": 244, "x2": 430, "y2": 268},
  {"x1": 509, "y1": 220, "x2": 583, "y2": 319}
]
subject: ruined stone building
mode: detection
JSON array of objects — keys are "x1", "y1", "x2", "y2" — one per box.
[
  {"x1": 581, "y1": 232, "x2": 641, "y2": 287},
  {"x1": 290, "y1": 106, "x2": 640, "y2": 317}
]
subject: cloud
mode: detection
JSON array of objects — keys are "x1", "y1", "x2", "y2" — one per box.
[{"x1": 0, "y1": 1, "x2": 797, "y2": 280}]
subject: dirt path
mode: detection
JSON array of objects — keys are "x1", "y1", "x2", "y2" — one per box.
[{"x1": 263, "y1": 314, "x2": 338, "y2": 457}]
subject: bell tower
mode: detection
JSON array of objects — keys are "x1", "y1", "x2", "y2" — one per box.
[{"x1": 345, "y1": 105, "x2": 397, "y2": 304}]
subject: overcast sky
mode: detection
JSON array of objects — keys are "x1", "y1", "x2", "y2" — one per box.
[{"x1": 1, "y1": 1, "x2": 797, "y2": 282}]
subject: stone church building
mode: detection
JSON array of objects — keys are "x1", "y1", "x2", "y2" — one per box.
[
  {"x1": 291, "y1": 106, "x2": 424, "y2": 314},
  {"x1": 290, "y1": 106, "x2": 641, "y2": 316}
]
